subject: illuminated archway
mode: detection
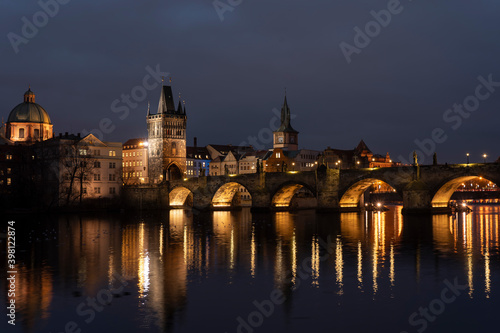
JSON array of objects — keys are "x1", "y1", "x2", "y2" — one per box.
[
  {"x1": 431, "y1": 176, "x2": 497, "y2": 208},
  {"x1": 340, "y1": 178, "x2": 398, "y2": 208},
  {"x1": 272, "y1": 183, "x2": 316, "y2": 209},
  {"x1": 212, "y1": 182, "x2": 252, "y2": 208},
  {"x1": 169, "y1": 187, "x2": 193, "y2": 208}
]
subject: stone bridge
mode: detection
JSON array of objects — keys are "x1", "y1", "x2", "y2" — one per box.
[{"x1": 123, "y1": 163, "x2": 500, "y2": 213}]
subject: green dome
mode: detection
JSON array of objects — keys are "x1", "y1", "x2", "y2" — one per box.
[{"x1": 7, "y1": 89, "x2": 52, "y2": 124}]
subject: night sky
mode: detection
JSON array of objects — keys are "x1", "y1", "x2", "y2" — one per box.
[{"x1": 1, "y1": 0, "x2": 500, "y2": 164}]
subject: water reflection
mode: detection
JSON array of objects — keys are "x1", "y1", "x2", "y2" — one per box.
[{"x1": 1, "y1": 206, "x2": 499, "y2": 333}]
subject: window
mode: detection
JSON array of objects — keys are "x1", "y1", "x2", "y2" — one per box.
[
  {"x1": 94, "y1": 149, "x2": 100, "y2": 156},
  {"x1": 110, "y1": 187, "x2": 116, "y2": 194},
  {"x1": 276, "y1": 152, "x2": 281, "y2": 158},
  {"x1": 109, "y1": 150, "x2": 116, "y2": 157},
  {"x1": 94, "y1": 174, "x2": 100, "y2": 181},
  {"x1": 133, "y1": 152, "x2": 136, "y2": 157},
  {"x1": 94, "y1": 187, "x2": 100, "y2": 194},
  {"x1": 7, "y1": 178, "x2": 11, "y2": 186},
  {"x1": 34, "y1": 129, "x2": 40, "y2": 138},
  {"x1": 79, "y1": 149, "x2": 87, "y2": 155},
  {"x1": 6, "y1": 154, "x2": 12, "y2": 160},
  {"x1": 171, "y1": 142, "x2": 177, "y2": 155},
  {"x1": 94, "y1": 161, "x2": 101, "y2": 168},
  {"x1": 82, "y1": 188, "x2": 87, "y2": 194},
  {"x1": 109, "y1": 174, "x2": 116, "y2": 181},
  {"x1": 109, "y1": 162, "x2": 116, "y2": 169},
  {"x1": 7, "y1": 168, "x2": 11, "y2": 174},
  {"x1": 19, "y1": 128, "x2": 24, "y2": 138}
]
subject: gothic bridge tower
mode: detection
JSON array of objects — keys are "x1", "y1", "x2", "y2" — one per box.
[{"x1": 147, "y1": 84, "x2": 187, "y2": 182}]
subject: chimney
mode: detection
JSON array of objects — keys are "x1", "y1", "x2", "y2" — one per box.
[
  {"x1": 65, "y1": 132, "x2": 68, "y2": 137},
  {"x1": 194, "y1": 137, "x2": 197, "y2": 148}
]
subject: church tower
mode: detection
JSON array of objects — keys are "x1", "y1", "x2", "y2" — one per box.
[
  {"x1": 147, "y1": 84, "x2": 187, "y2": 183},
  {"x1": 273, "y1": 94, "x2": 298, "y2": 150}
]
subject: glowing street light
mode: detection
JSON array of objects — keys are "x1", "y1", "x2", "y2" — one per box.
[
  {"x1": 466, "y1": 153, "x2": 469, "y2": 165},
  {"x1": 483, "y1": 154, "x2": 487, "y2": 163}
]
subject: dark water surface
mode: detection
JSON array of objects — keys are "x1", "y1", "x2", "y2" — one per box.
[{"x1": 1, "y1": 206, "x2": 499, "y2": 333}]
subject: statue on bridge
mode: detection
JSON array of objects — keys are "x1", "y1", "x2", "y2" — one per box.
[
  {"x1": 413, "y1": 151, "x2": 418, "y2": 166},
  {"x1": 433, "y1": 152, "x2": 438, "y2": 166}
]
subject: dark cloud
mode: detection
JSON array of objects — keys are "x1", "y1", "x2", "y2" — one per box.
[{"x1": 1, "y1": 0, "x2": 499, "y2": 163}]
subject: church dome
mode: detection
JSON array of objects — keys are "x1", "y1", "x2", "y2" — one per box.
[{"x1": 7, "y1": 88, "x2": 52, "y2": 124}]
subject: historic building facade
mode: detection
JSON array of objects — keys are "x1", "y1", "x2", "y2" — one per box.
[
  {"x1": 147, "y1": 85, "x2": 187, "y2": 183},
  {"x1": 123, "y1": 138, "x2": 149, "y2": 184}
]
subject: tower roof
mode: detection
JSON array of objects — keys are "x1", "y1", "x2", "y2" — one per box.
[
  {"x1": 275, "y1": 94, "x2": 297, "y2": 133},
  {"x1": 157, "y1": 85, "x2": 176, "y2": 114},
  {"x1": 355, "y1": 140, "x2": 371, "y2": 153}
]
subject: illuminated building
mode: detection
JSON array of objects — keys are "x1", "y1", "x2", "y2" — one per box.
[{"x1": 123, "y1": 138, "x2": 149, "y2": 184}]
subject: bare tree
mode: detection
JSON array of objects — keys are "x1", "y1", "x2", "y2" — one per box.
[{"x1": 60, "y1": 142, "x2": 96, "y2": 206}]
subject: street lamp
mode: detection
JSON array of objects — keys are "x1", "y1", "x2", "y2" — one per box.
[
  {"x1": 466, "y1": 153, "x2": 469, "y2": 165},
  {"x1": 483, "y1": 154, "x2": 487, "y2": 163}
]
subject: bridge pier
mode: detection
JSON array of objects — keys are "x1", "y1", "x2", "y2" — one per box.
[
  {"x1": 401, "y1": 180, "x2": 434, "y2": 214},
  {"x1": 316, "y1": 168, "x2": 341, "y2": 212}
]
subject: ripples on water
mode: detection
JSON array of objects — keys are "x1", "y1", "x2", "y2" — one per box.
[{"x1": 1, "y1": 206, "x2": 499, "y2": 333}]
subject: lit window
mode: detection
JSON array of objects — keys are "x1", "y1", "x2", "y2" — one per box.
[
  {"x1": 7, "y1": 178, "x2": 11, "y2": 185},
  {"x1": 6, "y1": 154, "x2": 12, "y2": 160},
  {"x1": 109, "y1": 150, "x2": 116, "y2": 157}
]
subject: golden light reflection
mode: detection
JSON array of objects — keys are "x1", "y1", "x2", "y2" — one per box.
[
  {"x1": 291, "y1": 231, "x2": 297, "y2": 286},
  {"x1": 372, "y1": 212, "x2": 383, "y2": 295},
  {"x1": 12, "y1": 265, "x2": 53, "y2": 331},
  {"x1": 251, "y1": 224, "x2": 256, "y2": 278},
  {"x1": 311, "y1": 235, "x2": 320, "y2": 287},
  {"x1": 230, "y1": 227, "x2": 235, "y2": 272},
  {"x1": 275, "y1": 238, "x2": 283, "y2": 287},
  {"x1": 485, "y1": 248, "x2": 491, "y2": 298},
  {"x1": 138, "y1": 223, "x2": 150, "y2": 298},
  {"x1": 357, "y1": 241, "x2": 363, "y2": 289},
  {"x1": 390, "y1": 242, "x2": 395, "y2": 287},
  {"x1": 432, "y1": 206, "x2": 500, "y2": 298},
  {"x1": 159, "y1": 223, "x2": 164, "y2": 258},
  {"x1": 335, "y1": 236, "x2": 343, "y2": 295}
]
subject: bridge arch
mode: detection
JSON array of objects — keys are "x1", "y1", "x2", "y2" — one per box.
[
  {"x1": 169, "y1": 186, "x2": 193, "y2": 207},
  {"x1": 212, "y1": 182, "x2": 252, "y2": 209},
  {"x1": 431, "y1": 175, "x2": 498, "y2": 208},
  {"x1": 340, "y1": 178, "x2": 399, "y2": 209},
  {"x1": 272, "y1": 182, "x2": 317, "y2": 209}
]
